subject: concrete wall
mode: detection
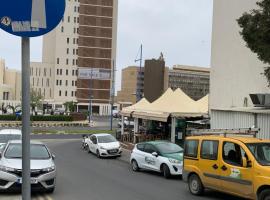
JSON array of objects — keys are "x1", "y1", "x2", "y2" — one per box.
[{"x1": 210, "y1": 0, "x2": 269, "y2": 110}]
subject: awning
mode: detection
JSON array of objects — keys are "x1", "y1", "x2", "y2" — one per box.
[{"x1": 132, "y1": 111, "x2": 170, "y2": 122}]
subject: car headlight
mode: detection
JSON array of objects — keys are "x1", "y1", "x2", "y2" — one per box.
[
  {"x1": 100, "y1": 146, "x2": 107, "y2": 150},
  {"x1": 42, "y1": 166, "x2": 55, "y2": 173},
  {"x1": 168, "y1": 158, "x2": 180, "y2": 164},
  {"x1": 0, "y1": 165, "x2": 16, "y2": 172}
]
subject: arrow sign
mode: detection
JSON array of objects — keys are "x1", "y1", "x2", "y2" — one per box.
[{"x1": 0, "y1": 0, "x2": 65, "y2": 37}]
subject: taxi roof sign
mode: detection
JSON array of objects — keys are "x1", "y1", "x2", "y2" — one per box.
[{"x1": 0, "y1": 0, "x2": 66, "y2": 37}]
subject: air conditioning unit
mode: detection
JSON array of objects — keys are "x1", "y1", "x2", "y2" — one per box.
[{"x1": 249, "y1": 94, "x2": 270, "y2": 107}]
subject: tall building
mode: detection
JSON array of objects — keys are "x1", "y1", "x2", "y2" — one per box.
[
  {"x1": 210, "y1": 0, "x2": 270, "y2": 138},
  {"x1": 169, "y1": 65, "x2": 210, "y2": 101},
  {"x1": 0, "y1": 59, "x2": 21, "y2": 106},
  {"x1": 31, "y1": 0, "x2": 118, "y2": 115},
  {"x1": 116, "y1": 66, "x2": 144, "y2": 106},
  {"x1": 144, "y1": 59, "x2": 167, "y2": 103}
]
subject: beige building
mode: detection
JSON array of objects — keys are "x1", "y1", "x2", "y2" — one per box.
[
  {"x1": 169, "y1": 65, "x2": 210, "y2": 101},
  {"x1": 117, "y1": 66, "x2": 144, "y2": 106},
  {"x1": 0, "y1": 59, "x2": 21, "y2": 106},
  {"x1": 210, "y1": 0, "x2": 270, "y2": 138},
  {"x1": 31, "y1": 0, "x2": 118, "y2": 115}
]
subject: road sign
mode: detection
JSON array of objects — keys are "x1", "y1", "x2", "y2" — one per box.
[
  {"x1": 0, "y1": 0, "x2": 66, "y2": 37},
  {"x1": 78, "y1": 68, "x2": 111, "y2": 80}
]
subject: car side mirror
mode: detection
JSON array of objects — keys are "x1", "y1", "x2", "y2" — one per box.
[
  {"x1": 242, "y1": 157, "x2": 247, "y2": 168},
  {"x1": 52, "y1": 154, "x2": 56, "y2": 160},
  {"x1": 152, "y1": 152, "x2": 158, "y2": 157}
]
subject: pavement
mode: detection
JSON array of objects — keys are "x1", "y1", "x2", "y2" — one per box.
[{"x1": 0, "y1": 138, "x2": 245, "y2": 200}]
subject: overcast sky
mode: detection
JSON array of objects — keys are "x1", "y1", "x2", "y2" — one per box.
[{"x1": 0, "y1": 0, "x2": 213, "y2": 90}]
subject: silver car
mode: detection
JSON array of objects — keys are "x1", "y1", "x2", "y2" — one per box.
[
  {"x1": 0, "y1": 129, "x2": 22, "y2": 151},
  {"x1": 0, "y1": 140, "x2": 56, "y2": 193}
]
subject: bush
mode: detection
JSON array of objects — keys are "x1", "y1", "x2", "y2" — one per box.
[{"x1": 0, "y1": 115, "x2": 73, "y2": 121}]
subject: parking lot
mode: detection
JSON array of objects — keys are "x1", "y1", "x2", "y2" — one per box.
[{"x1": 0, "y1": 137, "x2": 245, "y2": 200}]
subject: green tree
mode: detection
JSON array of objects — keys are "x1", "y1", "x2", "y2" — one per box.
[
  {"x1": 64, "y1": 101, "x2": 77, "y2": 113},
  {"x1": 238, "y1": 0, "x2": 270, "y2": 86},
  {"x1": 30, "y1": 89, "x2": 44, "y2": 113}
]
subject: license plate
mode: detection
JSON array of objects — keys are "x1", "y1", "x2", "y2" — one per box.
[{"x1": 17, "y1": 178, "x2": 38, "y2": 184}]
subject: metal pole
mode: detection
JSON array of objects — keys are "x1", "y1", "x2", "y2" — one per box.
[
  {"x1": 22, "y1": 37, "x2": 31, "y2": 200},
  {"x1": 110, "y1": 60, "x2": 115, "y2": 131},
  {"x1": 88, "y1": 71, "x2": 92, "y2": 124}
]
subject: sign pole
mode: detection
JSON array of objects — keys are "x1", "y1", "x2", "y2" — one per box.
[
  {"x1": 110, "y1": 60, "x2": 115, "y2": 131},
  {"x1": 88, "y1": 71, "x2": 93, "y2": 124},
  {"x1": 21, "y1": 37, "x2": 31, "y2": 200}
]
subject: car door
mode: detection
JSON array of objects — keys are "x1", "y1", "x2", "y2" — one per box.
[
  {"x1": 219, "y1": 140, "x2": 253, "y2": 198},
  {"x1": 89, "y1": 136, "x2": 96, "y2": 153},
  {"x1": 134, "y1": 143, "x2": 147, "y2": 168},
  {"x1": 198, "y1": 140, "x2": 221, "y2": 190},
  {"x1": 143, "y1": 144, "x2": 159, "y2": 171}
]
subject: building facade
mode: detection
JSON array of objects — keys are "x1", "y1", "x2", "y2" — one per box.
[
  {"x1": 116, "y1": 66, "x2": 144, "y2": 106},
  {"x1": 210, "y1": 0, "x2": 270, "y2": 138},
  {"x1": 31, "y1": 0, "x2": 118, "y2": 115},
  {"x1": 0, "y1": 59, "x2": 21, "y2": 107},
  {"x1": 169, "y1": 65, "x2": 210, "y2": 101}
]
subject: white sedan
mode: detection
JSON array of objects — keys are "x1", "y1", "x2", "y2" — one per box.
[{"x1": 85, "y1": 134, "x2": 122, "y2": 158}]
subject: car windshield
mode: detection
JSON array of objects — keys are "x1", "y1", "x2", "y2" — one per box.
[
  {"x1": 97, "y1": 135, "x2": 117, "y2": 143},
  {"x1": 0, "y1": 134, "x2": 21, "y2": 143},
  {"x1": 4, "y1": 143, "x2": 50, "y2": 159},
  {"x1": 247, "y1": 143, "x2": 270, "y2": 166},
  {"x1": 156, "y1": 143, "x2": 183, "y2": 154}
]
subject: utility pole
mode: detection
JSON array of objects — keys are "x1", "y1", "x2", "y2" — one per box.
[
  {"x1": 135, "y1": 44, "x2": 143, "y2": 102},
  {"x1": 110, "y1": 60, "x2": 116, "y2": 131},
  {"x1": 88, "y1": 70, "x2": 93, "y2": 124}
]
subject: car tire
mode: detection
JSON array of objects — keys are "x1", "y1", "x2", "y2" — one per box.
[
  {"x1": 258, "y1": 189, "x2": 270, "y2": 200},
  {"x1": 96, "y1": 150, "x2": 101, "y2": 158},
  {"x1": 131, "y1": 160, "x2": 140, "y2": 172},
  {"x1": 188, "y1": 174, "x2": 204, "y2": 196},
  {"x1": 162, "y1": 164, "x2": 171, "y2": 179},
  {"x1": 47, "y1": 187, "x2": 55, "y2": 194}
]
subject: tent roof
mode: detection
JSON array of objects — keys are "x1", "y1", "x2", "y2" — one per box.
[
  {"x1": 197, "y1": 94, "x2": 209, "y2": 113},
  {"x1": 121, "y1": 98, "x2": 151, "y2": 116}
]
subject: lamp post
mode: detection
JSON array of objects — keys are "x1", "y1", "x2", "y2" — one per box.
[{"x1": 135, "y1": 44, "x2": 143, "y2": 102}]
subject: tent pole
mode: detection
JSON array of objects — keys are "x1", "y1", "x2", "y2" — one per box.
[{"x1": 171, "y1": 117, "x2": 176, "y2": 143}]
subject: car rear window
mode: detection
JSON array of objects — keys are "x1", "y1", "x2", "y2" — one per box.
[{"x1": 184, "y1": 140, "x2": 199, "y2": 158}]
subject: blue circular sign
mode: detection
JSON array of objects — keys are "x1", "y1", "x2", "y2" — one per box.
[{"x1": 0, "y1": 0, "x2": 66, "y2": 37}]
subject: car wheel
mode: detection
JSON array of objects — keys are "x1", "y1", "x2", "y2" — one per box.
[
  {"x1": 47, "y1": 187, "x2": 55, "y2": 194},
  {"x1": 162, "y1": 164, "x2": 171, "y2": 179},
  {"x1": 96, "y1": 150, "x2": 101, "y2": 158},
  {"x1": 131, "y1": 160, "x2": 140, "y2": 172},
  {"x1": 258, "y1": 189, "x2": 270, "y2": 200},
  {"x1": 188, "y1": 174, "x2": 204, "y2": 195}
]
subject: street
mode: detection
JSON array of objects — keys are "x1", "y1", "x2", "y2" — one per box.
[{"x1": 1, "y1": 138, "x2": 245, "y2": 200}]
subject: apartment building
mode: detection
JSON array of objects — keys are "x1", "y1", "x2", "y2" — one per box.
[
  {"x1": 31, "y1": 0, "x2": 118, "y2": 115},
  {"x1": 169, "y1": 65, "x2": 210, "y2": 101},
  {"x1": 0, "y1": 59, "x2": 21, "y2": 107}
]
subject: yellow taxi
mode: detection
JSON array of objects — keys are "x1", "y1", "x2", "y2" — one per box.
[{"x1": 183, "y1": 130, "x2": 270, "y2": 200}]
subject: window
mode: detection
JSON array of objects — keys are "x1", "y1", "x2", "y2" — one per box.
[
  {"x1": 66, "y1": 69, "x2": 68, "y2": 75},
  {"x1": 60, "y1": 69, "x2": 62, "y2": 75},
  {"x1": 73, "y1": 38, "x2": 75, "y2": 44},
  {"x1": 72, "y1": 70, "x2": 75, "y2": 76},
  {"x1": 66, "y1": 59, "x2": 69, "y2": 65},
  {"x1": 65, "y1": 91, "x2": 67, "y2": 96},
  {"x1": 61, "y1": 26, "x2": 64, "y2": 32},
  {"x1": 67, "y1": 48, "x2": 69, "y2": 54},
  {"x1": 67, "y1": 38, "x2": 69, "y2": 44},
  {"x1": 72, "y1": 59, "x2": 75, "y2": 65},
  {"x1": 68, "y1": 16, "x2": 70, "y2": 22},
  {"x1": 74, "y1": 17, "x2": 76, "y2": 23},
  {"x1": 73, "y1": 49, "x2": 75, "y2": 55},
  {"x1": 44, "y1": 68, "x2": 47, "y2": 76},
  {"x1": 137, "y1": 144, "x2": 145, "y2": 151},
  {"x1": 66, "y1": 80, "x2": 68, "y2": 86},
  {"x1": 184, "y1": 140, "x2": 199, "y2": 158},
  {"x1": 57, "y1": 69, "x2": 59, "y2": 75},
  {"x1": 59, "y1": 80, "x2": 62, "y2": 86},
  {"x1": 77, "y1": 17, "x2": 79, "y2": 23},
  {"x1": 144, "y1": 144, "x2": 156, "y2": 154},
  {"x1": 201, "y1": 140, "x2": 219, "y2": 160},
  {"x1": 59, "y1": 90, "x2": 62, "y2": 96},
  {"x1": 223, "y1": 142, "x2": 246, "y2": 167},
  {"x1": 73, "y1": 28, "x2": 76, "y2": 34}
]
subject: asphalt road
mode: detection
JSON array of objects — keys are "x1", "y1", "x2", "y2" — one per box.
[{"x1": 1, "y1": 139, "x2": 245, "y2": 200}]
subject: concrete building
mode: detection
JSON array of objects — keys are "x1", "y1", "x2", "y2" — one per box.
[
  {"x1": 210, "y1": 0, "x2": 270, "y2": 138},
  {"x1": 0, "y1": 59, "x2": 21, "y2": 107},
  {"x1": 31, "y1": 0, "x2": 118, "y2": 115},
  {"x1": 144, "y1": 59, "x2": 168, "y2": 103},
  {"x1": 117, "y1": 66, "x2": 144, "y2": 106},
  {"x1": 169, "y1": 65, "x2": 210, "y2": 101}
]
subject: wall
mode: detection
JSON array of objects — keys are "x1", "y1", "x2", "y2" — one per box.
[{"x1": 210, "y1": 0, "x2": 269, "y2": 110}]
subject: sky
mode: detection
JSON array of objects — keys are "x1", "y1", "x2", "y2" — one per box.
[{"x1": 0, "y1": 0, "x2": 213, "y2": 91}]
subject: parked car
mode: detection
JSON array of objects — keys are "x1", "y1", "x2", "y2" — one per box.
[
  {"x1": 85, "y1": 134, "x2": 122, "y2": 158},
  {"x1": 0, "y1": 140, "x2": 56, "y2": 193},
  {"x1": 183, "y1": 132, "x2": 270, "y2": 200},
  {"x1": 0, "y1": 129, "x2": 21, "y2": 151},
  {"x1": 118, "y1": 117, "x2": 134, "y2": 128},
  {"x1": 130, "y1": 141, "x2": 183, "y2": 178}
]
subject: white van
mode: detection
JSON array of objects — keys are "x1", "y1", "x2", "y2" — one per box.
[{"x1": 0, "y1": 129, "x2": 22, "y2": 150}]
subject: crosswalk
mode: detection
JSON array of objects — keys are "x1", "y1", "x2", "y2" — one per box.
[{"x1": 0, "y1": 195, "x2": 53, "y2": 200}]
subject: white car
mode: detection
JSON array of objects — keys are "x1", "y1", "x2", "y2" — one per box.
[
  {"x1": 85, "y1": 134, "x2": 122, "y2": 158},
  {"x1": 130, "y1": 141, "x2": 183, "y2": 178},
  {"x1": 0, "y1": 140, "x2": 56, "y2": 193},
  {"x1": 0, "y1": 129, "x2": 22, "y2": 151}
]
